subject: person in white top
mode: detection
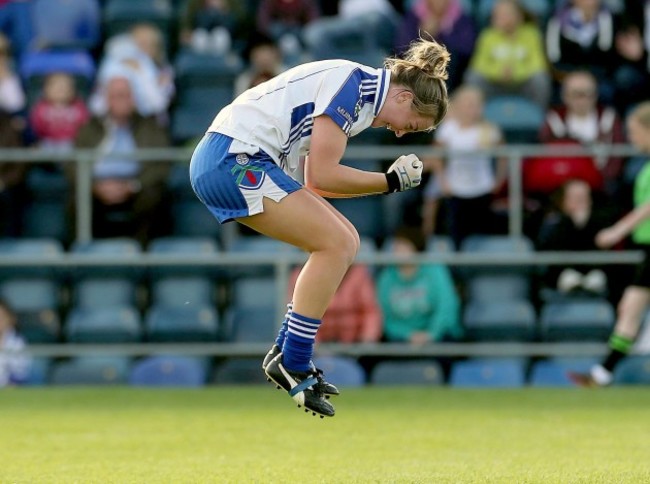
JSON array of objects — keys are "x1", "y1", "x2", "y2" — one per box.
[
  {"x1": 0, "y1": 300, "x2": 31, "y2": 388},
  {"x1": 190, "y1": 38, "x2": 450, "y2": 417},
  {"x1": 422, "y1": 85, "x2": 505, "y2": 248}
]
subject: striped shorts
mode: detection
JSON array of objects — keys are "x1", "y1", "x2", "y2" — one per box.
[{"x1": 189, "y1": 132, "x2": 302, "y2": 224}]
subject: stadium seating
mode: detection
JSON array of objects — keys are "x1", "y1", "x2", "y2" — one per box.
[
  {"x1": 73, "y1": 278, "x2": 138, "y2": 308},
  {"x1": 24, "y1": 357, "x2": 52, "y2": 386},
  {"x1": 65, "y1": 306, "x2": 142, "y2": 343},
  {"x1": 171, "y1": 200, "x2": 224, "y2": 239},
  {"x1": 21, "y1": 202, "x2": 68, "y2": 243},
  {"x1": 129, "y1": 355, "x2": 207, "y2": 387},
  {"x1": 613, "y1": 356, "x2": 650, "y2": 385},
  {"x1": 312, "y1": 356, "x2": 366, "y2": 387},
  {"x1": 450, "y1": 358, "x2": 527, "y2": 387},
  {"x1": 540, "y1": 299, "x2": 615, "y2": 341},
  {"x1": 463, "y1": 300, "x2": 537, "y2": 342},
  {"x1": 51, "y1": 356, "x2": 131, "y2": 385},
  {"x1": 0, "y1": 238, "x2": 63, "y2": 277},
  {"x1": 70, "y1": 238, "x2": 143, "y2": 279},
  {"x1": 16, "y1": 309, "x2": 61, "y2": 343},
  {"x1": 330, "y1": 197, "x2": 385, "y2": 241},
  {"x1": 103, "y1": 0, "x2": 173, "y2": 40},
  {"x1": 151, "y1": 276, "x2": 214, "y2": 308},
  {"x1": 0, "y1": 278, "x2": 59, "y2": 311},
  {"x1": 483, "y1": 95, "x2": 545, "y2": 143},
  {"x1": 232, "y1": 277, "x2": 278, "y2": 310},
  {"x1": 529, "y1": 358, "x2": 600, "y2": 387},
  {"x1": 465, "y1": 273, "x2": 530, "y2": 302},
  {"x1": 226, "y1": 307, "x2": 278, "y2": 343},
  {"x1": 214, "y1": 358, "x2": 269, "y2": 385},
  {"x1": 145, "y1": 305, "x2": 219, "y2": 342},
  {"x1": 370, "y1": 360, "x2": 444, "y2": 386}
]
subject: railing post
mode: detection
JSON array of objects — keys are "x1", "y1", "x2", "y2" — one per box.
[
  {"x1": 508, "y1": 150, "x2": 523, "y2": 237},
  {"x1": 75, "y1": 152, "x2": 94, "y2": 243},
  {"x1": 275, "y1": 257, "x2": 290, "y2": 328}
]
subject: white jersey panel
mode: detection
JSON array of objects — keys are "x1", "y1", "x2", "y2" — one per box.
[{"x1": 208, "y1": 59, "x2": 390, "y2": 173}]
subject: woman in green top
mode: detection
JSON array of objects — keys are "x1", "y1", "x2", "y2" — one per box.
[
  {"x1": 378, "y1": 226, "x2": 462, "y2": 344},
  {"x1": 570, "y1": 102, "x2": 650, "y2": 387},
  {"x1": 464, "y1": 0, "x2": 550, "y2": 108}
]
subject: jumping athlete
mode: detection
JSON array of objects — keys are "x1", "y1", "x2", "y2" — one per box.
[{"x1": 190, "y1": 39, "x2": 451, "y2": 417}]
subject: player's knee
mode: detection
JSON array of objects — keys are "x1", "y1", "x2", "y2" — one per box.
[{"x1": 327, "y1": 228, "x2": 359, "y2": 266}]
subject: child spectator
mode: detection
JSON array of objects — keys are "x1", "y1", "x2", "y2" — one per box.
[
  {"x1": 287, "y1": 264, "x2": 382, "y2": 343},
  {"x1": 0, "y1": 299, "x2": 31, "y2": 388},
  {"x1": 0, "y1": 32, "x2": 25, "y2": 115},
  {"x1": 537, "y1": 179, "x2": 613, "y2": 296},
  {"x1": 465, "y1": 0, "x2": 550, "y2": 108},
  {"x1": 234, "y1": 34, "x2": 286, "y2": 96},
  {"x1": 378, "y1": 226, "x2": 462, "y2": 344},
  {"x1": 394, "y1": 0, "x2": 476, "y2": 89},
  {"x1": 30, "y1": 72, "x2": 89, "y2": 150},
  {"x1": 179, "y1": 0, "x2": 243, "y2": 54},
  {"x1": 422, "y1": 85, "x2": 506, "y2": 248}
]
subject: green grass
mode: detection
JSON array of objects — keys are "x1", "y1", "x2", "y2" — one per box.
[{"x1": 1, "y1": 387, "x2": 650, "y2": 483}]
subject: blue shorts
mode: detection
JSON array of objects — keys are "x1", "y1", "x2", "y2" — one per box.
[{"x1": 189, "y1": 132, "x2": 302, "y2": 224}]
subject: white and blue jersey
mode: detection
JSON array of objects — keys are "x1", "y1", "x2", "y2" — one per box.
[
  {"x1": 190, "y1": 59, "x2": 390, "y2": 223},
  {"x1": 209, "y1": 59, "x2": 390, "y2": 173}
]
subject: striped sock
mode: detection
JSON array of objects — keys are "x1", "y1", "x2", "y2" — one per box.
[
  {"x1": 282, "y1": 311, "x2": 321, "y2": 372},
  {"x1": 274, "y1": 302, "x2": 293, "y2": 348},
  {"x1": 602, "y1": 333, "x2": 634, "y2": 372}
]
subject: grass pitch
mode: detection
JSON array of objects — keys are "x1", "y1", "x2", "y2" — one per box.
[{"x1": 1, "y1": 387, "x2": 650, "y2": 483}]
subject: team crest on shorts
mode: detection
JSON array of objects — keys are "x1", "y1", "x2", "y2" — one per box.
[
  {"x1": 231, "y1": 161, "x2": 265, "y2": 190},
  {"x1": 235, "y1": 153, "x2": 249, "y2": 165}
]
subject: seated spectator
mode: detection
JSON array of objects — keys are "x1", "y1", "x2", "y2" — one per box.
[
  {"x1": 32, "y1": 0, "x2": 101, "y2": 50},
  {"x1": 613, "y1": 0, "x2": 650, "y2": 114},
  {"x1": 234, "y1": 34, "x2": 286, "y2": 96},
  {"x1": 532, "y1": 71, "x2": 625, "y2": 196},
  {"x1": 287, "y1": 264, "x2": 382, "y2": 343},
  {"x1": 465, "y1": 0, "x2": 550, "y2": 108},
  {"x1": 179, "y1": 0, "x2": 243, "y2": 55},
  {"x1": 394, "y1": 0, "x2": 476, "y2": 89},
  {"x1": 72, "y1": 76, "x2": 172, "y2": 245},
  {"x1": 378, "y1": 226, "x2": 462, "y2": 344},
  {"x1": 537, "y1": 179, "x2": 613, "y2": 296},
  {"x1": 545, "y1": 0, "x2": 618, "y2": 102},
  {"x1": 422, "y1": 85, "x2": 506, "y2": 248},
  {"x1": 256, "y1": 0, "x2": 320, "y2": 50},
  {"x1": 0, "y1": 112, "x2": 27, "y2": 237},
  {"x1": 0, "y1": 299, "x2": 31, "y2": 388},
  {"x1": 29, "y1": 72, "x2": 89, "y2": 151},
  {"x1": 90, "y1": 23, "x2": 174, "y2": 121},
  {"x1": 0, "y1": 32, "x2": 25, "y2": 115}
]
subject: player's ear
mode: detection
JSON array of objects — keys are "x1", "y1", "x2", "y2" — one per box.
[{"x1": 398, "y1": 90, "x2": 414, "y2": 104}]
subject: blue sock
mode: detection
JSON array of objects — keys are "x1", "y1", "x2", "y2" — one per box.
[
  {"x1": 282, "y1": 311, "x2": 321, "y2": 372},
  {"x1": 274, "y1": 302, "x2": 293, "y2": 348}
]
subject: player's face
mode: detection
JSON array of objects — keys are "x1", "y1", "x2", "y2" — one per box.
[
  {"x1": 627, "y1": 117, "x2": 650, "y2": 152},
  {"x1": 372, "y1": 88, "x2": 433, "y2": 137}
]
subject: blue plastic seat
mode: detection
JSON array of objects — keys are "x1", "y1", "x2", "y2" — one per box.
[
  {"x1": 227, "y1": 307, "x2": 277, "y2": 343},
  {"x1": 232, "y1": 277, "x2": 278, "y2": 310},
  {"x1": 466, "y1": 273, "x2": 530, "y2": 302},
  {"x1": 540, "y1": 299, "x2": 614, "y2": 341},
  {"x1": 484, "y1": 95, "x2": 545, "y2": 143},
  {"x1": 214, "y1": 358, "x2": 269, "y2": 385},
  {"x1": 0, "y1": 238, "x2": 63, "y2": 277},
  {"x1": 129, "y1": 355, "x2": 207, "y2": 387},
  {"x1": 171, "y1": 200, "x2": 223, "y2": 239},
  {"x1": 329, "y1": 197, "x2": 384, "y2": 240},
  {"x1": 530, "y1": 358, "x2": 600, "y2": 387},
  {"x1": 613, "y1": 356, "x2": 650, "y2": 385},
  {"x1": 33, "y1": 0, "x2": 101, "y2": 50},
  {"x1": 104, "y1": 0, "x2": 173, "y2": 38},
  {"x1": 70, "y1": 238, "x2": 142, "y2": 278},
  {"x1": 460, "y1": 235, "x2": 534, "y2": 277},
  {"x1": 22, "y1": 202, "x2": 69, "y2": 242},
  {"x1": 0, "y1": 278, "x2": 59, "y2": 311},
  {"x1": 149, "y1": 236, "x2": 220, "y2": 277},
  {"x1": 16, "y1": 309, "x2": 60, "y2": 343},
  {"x1": 227, "y1": 236, "x2": 301, "y2": 277},
  {"x1": 65, "y1": 306, "x2": 142, "y2": 343},
  {"x1": 450, "y1": 358, "x2": 527, "y2": 388},
  {"x1": 73, "y1": 278, "x2": 137, "y2": 308},
  {"x1": 312, "y1": 356, "x2": 366, "y2": 387},
  {"x1": 464, "y1": 300, "x2": 537, "y2": 342},
  {"x1": 370, "y1": 360, "x2": 444, "y2": 385},
  {"x1": 51, "y1": 356, "x2": 131, "y2": 385},
  {"x1": 151, "y1": 276, "x2": 214, "y2": 308},
  {"x1": 145, "y1": 305, "x2": 219, "y2": 342}
]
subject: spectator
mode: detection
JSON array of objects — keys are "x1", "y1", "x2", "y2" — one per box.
[
  {"x1": 422, "y1": 85, "x2": 506, "y2": 248},
  {"x1": 534, "y1": 70, "x2": 625, "y2": 196},
  {"x1": 179, "y1": 0, "x2": 243, "y2": 54},
  {"x1": 0, "y1": 32, "x2": 25, "y2": 115},
  {"x1": 394, "y1": 0, "x2": 476, "y2": 89},
  {"x1": 0, "y1": 112, "x2": 27, "y2": 237},
  {"x1": 32, "y1": 0, "x2": 101, "y2": 51},
  {"x1": 537, "y1": 179, "x2": 613, "y2": 296},
  {"x1": 256, "y1": 0, "x2": 320, "y2": 46},
  {"x1": 0, "y1": 299, "x2": 31, "y2": 388},
  {"x1": 545, "y1": 0, "x2": 618, "y2": 102},
  {"x1": 29, "y1": 72, "x2": 89, "y2": 151},
  {"x1": 90, "y1": 23, "x2": 174, "y2": 121},
  {"x1": 72, "y1": 76, "x2": 171, "y2": 245},
  {"x1": 287, "y1": 264, "x2": 382, "y2": 343},
  {"x1": 465, "y1": 0, "x2": 550, "y2": 108},
  {"x1": 613, "y1": 0, "x2": 650, "y2": 113},
  {"x1": 378, "y1": 226, "x2": 462, "y2": 344},
  {"x1": 234, "y1": 34, "x2": 286, "y2": 96}
]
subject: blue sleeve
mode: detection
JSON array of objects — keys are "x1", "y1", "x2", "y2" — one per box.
[{"x1": 319, "y1": 69, "x2": 363, "y2": 135}]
